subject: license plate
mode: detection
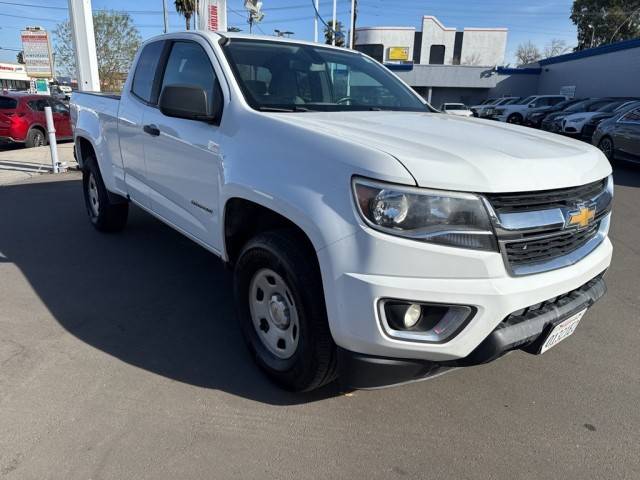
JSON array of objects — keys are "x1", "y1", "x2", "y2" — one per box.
[{"x1": 539, "y1": 309, "x2": 587, "y2": 354}]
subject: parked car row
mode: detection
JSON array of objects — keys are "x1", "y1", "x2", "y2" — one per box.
[
  {"x1": 466, "y1": 94, "x2": 640, "y2": 165},
  {"x1": 0, "y1": 92, "x2": 72, "y2": 148}
]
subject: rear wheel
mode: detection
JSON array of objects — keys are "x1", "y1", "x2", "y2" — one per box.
[
  {"x1": 234, "y1": 230, "x2": 337, "y2": 392},
  {"x1": 598, "y1": 136, "x2": 614, "y2": 163},
  {"x1": 82, "y1": 156, "x2": 129, "y2": 232},
  {"x1": 25, "y1": 128, "x2": 46, "y2": 148},
  {"x1": 507, "y1": 113, "x2": 523, "y2": 125}
]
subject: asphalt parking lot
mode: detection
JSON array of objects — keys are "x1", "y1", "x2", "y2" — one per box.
[{"x1": 0, "y1": 168, "x2": 639, "y2": 480}]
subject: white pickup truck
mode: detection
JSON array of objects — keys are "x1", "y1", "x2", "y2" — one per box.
[{"x1": 71, "y1": 32, "x2": 613, "y2": 391}]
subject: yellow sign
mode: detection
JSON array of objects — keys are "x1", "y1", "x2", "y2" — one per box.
[
  {"x1": 567, "y1": 205, "x2": 596, "y2": 228},
  {"x1": 388, "y1": 47, "x2": 410, "y2": 61}
]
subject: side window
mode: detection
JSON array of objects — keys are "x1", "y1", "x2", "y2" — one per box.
[
  {"x1": 131, "y1": 41, "x2": 164, "y2": 103},
  {"x1": 51, "y1": 101, "x2": 69, "y2": 114},
  {"x1": 160, "y1": 41, "x2": 217, "y2": 111},
  {"x1": 621, "y1": 108, "x2": 640, "y2": 123},
  {"x1": 27, "y1": 99, "x2": 48, "y2": 111},
  {"x1": 549, "y1": 97, "x2": 565, "y2": 106}
]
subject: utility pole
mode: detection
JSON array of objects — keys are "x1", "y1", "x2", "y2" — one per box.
[
  {"x1": 68, "y1": 0, "x2": 100, "y2": 91},
  {"x1": 162, "y1": 0, "x2": 169, "y2": 33},
  {"x1": 332, "y1": 0, "x2": 337, "y2": 46},
  {"x1": 349, "y1": 0, "x2": 356, "y2": 48},
  {"x1": 314, "y1": 0, "x2": 319, "y2": 43}
]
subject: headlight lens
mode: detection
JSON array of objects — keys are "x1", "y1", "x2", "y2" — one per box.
[{"x1": 353, "y1": 178, "x2": 497, "y2": 251}]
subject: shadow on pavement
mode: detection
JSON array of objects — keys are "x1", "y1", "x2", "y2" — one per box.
[{"x1": 0, "y1": 176, "x2": 340, "y2": 405}]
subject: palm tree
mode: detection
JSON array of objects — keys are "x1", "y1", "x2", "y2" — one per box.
[{"x1": 174, "y1": 0, "x2": 196, "y2": 30}]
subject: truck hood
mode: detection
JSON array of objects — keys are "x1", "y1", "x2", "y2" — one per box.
[{"x1": 274, "y1": 111, "x2": 611, "y2": 192}]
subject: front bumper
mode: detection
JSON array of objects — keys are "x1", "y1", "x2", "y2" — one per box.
[
  {"x1": 318, "y1": 225, "x2": 612, "y2": 363},
  {"x1": 339, "y1": 274, "x2": 607, "y2": 388}
]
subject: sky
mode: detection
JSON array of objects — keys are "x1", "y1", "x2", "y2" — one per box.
[{"x1": 0, "y1": 0, "x2": 578, "y2": 66}]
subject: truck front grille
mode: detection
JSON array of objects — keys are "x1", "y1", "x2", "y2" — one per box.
[
  {"x1": 484, "y1": 178, "x2": 611, "y2": 276},
  {"x1": 504, "y1": 221, "x2": 600, "y2": 267}
]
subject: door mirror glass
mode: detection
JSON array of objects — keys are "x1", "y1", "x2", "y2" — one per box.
[{"x1": 159, "y1": 84, "x2": 217, "y2": 122}]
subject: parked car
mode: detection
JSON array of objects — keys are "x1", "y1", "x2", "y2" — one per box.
[
  {"x1": 71, "y1": 32, "x2": 613, "y2": 391},
  {"x1": 472, "y1": 97, "x2": 520, "y2": 118},
  {"x1": 582, "y1": 101, "x2": 640, "y2": 142},
  {"x1": 562, "y1": 100, "x2": 639, "y2": 137},
  {"x1": 491, "y1": 95, "x2": 568, "y2": 124},
  {"x1": 469, "y1": 98, "x2": 498, "y2": 117},
  {"x1": 541, "y1": 98, "x2": 614, "y2": 133},
  {"x1": 0, "y1": 93, "x2": 72, "y2": 147},
  {"x1": 593, "y1": 105, "x2": 640, "y2": 164},
  {"x1": 524, "y1": 98, "x2": 585, "y2": 128},
  {"x1": 439, "y1": 103, "x2": 473, "y2": 117}
]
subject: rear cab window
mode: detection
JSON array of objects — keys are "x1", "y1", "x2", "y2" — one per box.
[{"x1": 131, "y1": 41, "x2": 165, "y2": 104}]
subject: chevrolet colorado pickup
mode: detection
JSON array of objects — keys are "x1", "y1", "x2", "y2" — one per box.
[{"x1": 71, "y1": 32, "x2": 613, "y2": 391}]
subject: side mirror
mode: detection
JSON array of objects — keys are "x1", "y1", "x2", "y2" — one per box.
[{"x1": 159, "y1": 84, "x2": 221, "y2": 123}]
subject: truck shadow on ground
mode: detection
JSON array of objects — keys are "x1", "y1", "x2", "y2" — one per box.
[{"x1": 0, "y1": 177, "x2": 341, "y2": 405}]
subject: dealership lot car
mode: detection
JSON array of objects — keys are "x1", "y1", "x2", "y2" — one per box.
[
  {"x1": 0, "y1": 93, "x2": 73, "y2": 147},
  {"x1": 524, "y1": 98, "x2": 585, "y2": 128},
  {"x1": 542, "y1": 98, "x2": 614, "y2": 133},
  {"x1": 562, "y1": 100, "x2": 638, "y2": 137},
  {"x1": 439, "y1": 103, "x2": 473, "y2": 117},
  {"x1": 582, "y1": 101, "x2": 640, "y2": 142},
  {"x1": 71, "y1": 32, "x2": 613, "y2": 391},
  {"x1": 492, "y1": 95, "x2": 568, "y2": 124},
  {"x1": 472, "y1": 96, "x2": 520, "y2": 118},
  {"x1": 593, "y1": 105, "x2": 640, "y2": 164}
]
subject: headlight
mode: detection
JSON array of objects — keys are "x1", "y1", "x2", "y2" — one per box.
[{"x1": 352, "y1": 178, "x2": 497, "y2": 251}]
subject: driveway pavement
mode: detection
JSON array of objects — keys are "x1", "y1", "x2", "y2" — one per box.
[
  {"x1": 0, "y1": 142, "x2": 76, "y2": 186},
  {"x1": 0, "y1": 168, "x2": 638, "y2": 480}
]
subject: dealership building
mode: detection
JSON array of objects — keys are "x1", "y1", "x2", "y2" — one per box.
[
  {"x1": 355, "y1": 16, "x2": 640, "y2": 107},
  {"x1": 0, "y1": 62, "x2": 32, "y2": 91}
]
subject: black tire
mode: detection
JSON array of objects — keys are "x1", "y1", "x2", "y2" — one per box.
[
  {"x1": 598, "y1": 136, "x2": 615, "y2": 163},
  {"x1": 25, "y1": 128, "x2": 46, "y2": 148},
  {"x1": 234, "y1": 230, "x2": 337, "y2": 392},
  {"x1": 82, "y1": 155, "x2": 129, "y2": 232},
  {"x1": 507, "y1": 113, "x2": 523, "y2": 125}
]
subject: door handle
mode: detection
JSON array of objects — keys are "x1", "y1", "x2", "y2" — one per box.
[{"x1": 143, "y1": 124, "x2": 160, "y2": 136}]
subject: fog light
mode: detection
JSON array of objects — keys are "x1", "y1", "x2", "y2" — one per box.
[{"x1": 404, "y1": 304, "x2": 421, "y2": 328}]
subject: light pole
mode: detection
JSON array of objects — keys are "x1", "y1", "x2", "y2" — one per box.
[
  {"x1": 331, "y1": 0, "x2": 337, "y2": 46},
  {"x1": 349, "y1": 0, "x2": 356, "y2": 48},
  {"x1": 314, "y1": 0, "x2": 319, "y2": 43},
  {"x1": 68, "y1": 0, "x2": 100, "y2": 91},
  {"x1": 162, "y1": 0, "x2": 169, "y2": 33},
  {"x1": 588, "y1": 24, "x2": 595, "y2": 48}
]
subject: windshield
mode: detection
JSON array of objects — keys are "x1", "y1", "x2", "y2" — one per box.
[
  {"x1": 563, "y1": 100, "x2": 592, "y2": 112},
  {"x1": 518, "y1": 96, "x2": 536, "y2": 105},
  {"x1": 503, "y1": 97, "x2": 522, "y2": 105},
  {"x1": 222, "y1": 39, "x2": 432, "y2": 112}
]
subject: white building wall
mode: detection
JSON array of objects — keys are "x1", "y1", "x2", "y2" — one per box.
[
  {"x1": 460, "y1": 28, "x2": 507, "y2": 66},
  {"x1": 419, "y1": 16, "x2": 456, "y2": 65},
  {"x1": 355, "y1": 27, "x2": 415, "y2": 62}
]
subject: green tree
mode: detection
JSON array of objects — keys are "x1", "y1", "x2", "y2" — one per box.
[
  {"x1": 54, "y1": 11, "x2": 141, "y2": 91},
  {"x1": 571, "y1": 0, "x2": 640, "y2": 50},
  {"x1": 324, "y1": 20, "x2": 345, "y2": 47},
  {"x1": 175, "y1": 0, "x2": 197, "y2": 30}
]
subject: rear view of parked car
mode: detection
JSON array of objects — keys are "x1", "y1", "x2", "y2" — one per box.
[
  {"x1": 0, "y1": 93, "x2": 72, "y2": 147},
  {"x1": 439, "y1": 103, "x2": 473, "y2": 117},
  {"x1": 593, "y1": 105, "x2": 640, "y2": 164}
]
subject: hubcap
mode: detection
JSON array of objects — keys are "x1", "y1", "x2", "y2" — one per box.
[
  {"x1": 34, "y1": 132, "x2": 43, "y2": 146},
  {"x1": 249, "y1": 268, "x2": 300, "y2": 359},
  {"x1": 88, "y1": 173, "x2": 100, "y2": 217}
]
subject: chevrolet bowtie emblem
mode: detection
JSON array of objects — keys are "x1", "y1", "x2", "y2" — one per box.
[{"x1": 567, "y1": 204, "x2": 596, "y2": 228}]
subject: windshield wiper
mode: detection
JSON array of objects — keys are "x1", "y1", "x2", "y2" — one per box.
[{"x1": 256, "y1": 106, "x2": 311, "y2": 113}]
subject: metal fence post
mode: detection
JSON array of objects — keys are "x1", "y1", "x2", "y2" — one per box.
[{"x1": 44, "y1": 106, "x2": 60, "y2": 174}]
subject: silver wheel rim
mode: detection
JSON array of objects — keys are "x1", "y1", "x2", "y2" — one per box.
[
  {"x1": 88, "y1": 173, "x2": 100, "y2": 217},
  {"x1": 34, "y1": 132, "x2": 44, "y2": 146},
  {"x1": 249, "y1": 268, "x2": 300, "y2": 360}
]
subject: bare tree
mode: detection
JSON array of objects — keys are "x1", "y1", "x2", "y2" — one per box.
[
  {"x1": 515, "y1": 41, "x2": 542, "y2": 66},
  {"x1": 544, "y1": 39, "x2": 572, "y2": 58},
  {"x1": 462, "y1": 52, "x2": 482, "y2": 66}
]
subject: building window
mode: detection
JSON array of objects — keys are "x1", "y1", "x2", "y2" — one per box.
[
  {"x1": 429, "y1": 45, "x2": 446, "y2": 64},
  {"x1": 355, "y1": 44, "x2": 384, "y2": 63}
]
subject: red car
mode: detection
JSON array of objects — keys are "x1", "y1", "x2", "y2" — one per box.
[{"x1": 0, "y1": 93, "x2": 73, "y2": 148}]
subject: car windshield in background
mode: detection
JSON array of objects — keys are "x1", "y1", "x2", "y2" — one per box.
[
  {"x1": 221, "y1": 39, "x2": 432, "y2": 113},
  {"x1": 445, "y1": 104, "x2": 467, "y2": 110}
]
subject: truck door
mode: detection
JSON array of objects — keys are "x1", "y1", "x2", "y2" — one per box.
[
  {"x1": 141, "y1": 39, "x2": 224, "y2": 251},
  {"x1": 119, "y1": 40, "x2": 166, "y2": 209}
]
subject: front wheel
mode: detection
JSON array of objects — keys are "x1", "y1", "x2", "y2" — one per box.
[
  {"x1": 507, "y1": 113, "x2": 523, "y2": 125},
  {"x1": 25, "y1": 128, "x2": 46, "y2": 148},
  {"x1": 82, "y1": 156, "x2": 129, "y2": 232},
  {"x1": 234, "y1": 230, "x2": 337, "y2": 392},
  {"x1": 598, "y1": 136, "x2": 615, "y2": 163}
]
